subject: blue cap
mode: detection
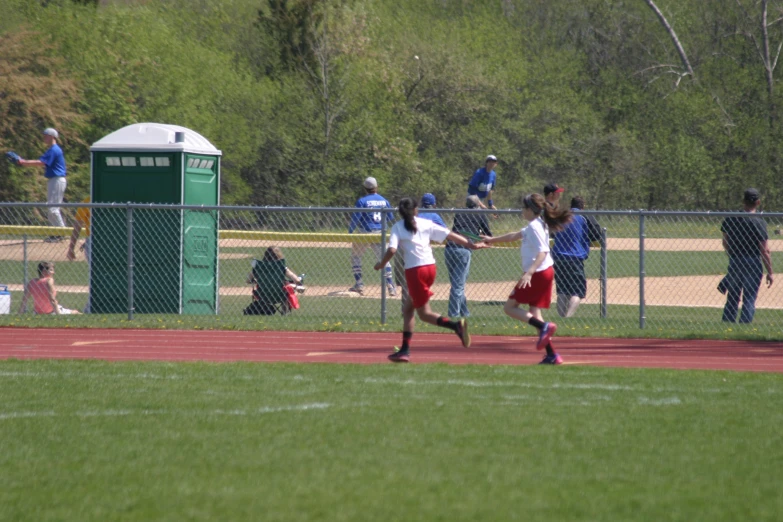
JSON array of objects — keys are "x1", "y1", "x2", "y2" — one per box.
[{"x1": 421, "y1": 193, "x2": 436, "y2": 206}]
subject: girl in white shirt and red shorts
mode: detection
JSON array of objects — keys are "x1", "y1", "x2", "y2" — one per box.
[
  {"x1": 482, "y1": 193, "x2": 572, "y2": 365},
  {"x1": 374, "y1": 198, "x2": 484, "y2": 362}
]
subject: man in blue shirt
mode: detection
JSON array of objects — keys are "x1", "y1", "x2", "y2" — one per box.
[
  {"x1": 417, "y1": 193, "x2": 446, "y2": 227},
  {"x1": 17, "y1": 128, "x2": 68, "y2": 240},
  {"x1": 552, "y1": 196, "x2": 601, "y2": 317},
  {"x1": 348, "y1": 177, "x2": 396, "y2": 296},
  {"x1": 720, "y1": 188, "x2": 774, "y2": 323},
  {"x1": 467, "y1": 154, "x2": 498, "y2": 210}
]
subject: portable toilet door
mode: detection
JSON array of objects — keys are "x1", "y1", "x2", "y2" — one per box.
[{"x1": 89, "y1": 123, "x2": 221, "y2": 315}]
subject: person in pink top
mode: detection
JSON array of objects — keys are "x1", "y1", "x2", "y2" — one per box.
[
  {"x1": 482, "y1": 193, "x2": 571, "y2": 365},
  {"x1": 374, "y1": 197, "x2": 485, "y2": 363},
  {"x1": 18, "y1": 262, "x2": 81, "y2": 315}
]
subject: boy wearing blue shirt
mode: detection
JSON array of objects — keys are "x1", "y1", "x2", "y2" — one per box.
[
  {"x1": 348, "y1": 177, "x2": 396, "y2": 296},
  {"x1": 17, "y1": 128, "x2": 68, "y2": 239},
  {"x1": 551, "y1": 196, "x2": 601, "y2": 317},
  {"x1": 417, "y1": 193, "x2": 446, "y2": 227},
  {"x1": 467, "y1": 154, "x2": 498, "y2": 210}
]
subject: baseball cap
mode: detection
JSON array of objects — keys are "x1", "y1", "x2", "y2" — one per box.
[
  {"x1": 544, "y1": 182, "x2": 565, "y2": 195},
  {"x1": 486, "y1": 154, "x2": 498, "y2": 163},
  {"x1": 421, "y1": 193, "x2": 436, "y2": 206},
  {"x1": 466, "y1": 195, "x2": 481, "y2": 208},
  {"x1": 363, "y1": 177, "x2": 378, "y2": 189},
  {"x1": 744, "y1": 188, "x2": 760, "y2": 203},
  {"x1": 43, "y1": 128, "x2": 59, "y2": 138}
]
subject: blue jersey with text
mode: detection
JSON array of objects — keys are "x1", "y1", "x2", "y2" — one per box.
[
  {"x1": 349, "y1": 193, "x2": 394, "y2": 232},
  {"x1": 39, "y1": 144, "x2": 66, "y2": 178},
  {"x1": 467, "y1": 167, "x2": 496, "y2": 199}
]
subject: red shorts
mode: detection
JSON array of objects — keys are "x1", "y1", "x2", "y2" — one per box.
[
  {"x1": 405, "y1": 264, "x2": 437, "y2": 309},
  {"x1": 508, "y1": 266, "x2": 554, "y2": 308}
]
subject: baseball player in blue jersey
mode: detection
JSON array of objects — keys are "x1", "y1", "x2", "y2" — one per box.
[
  {"x1": 467, "y1": 154, "x2": 498, "y2": 210},
  {"x1": 348, "y1": 177, "x2": 397, "y2": 296},
  {"x1": 15, "y1": 128, "x2": 68, "y2": 240}
]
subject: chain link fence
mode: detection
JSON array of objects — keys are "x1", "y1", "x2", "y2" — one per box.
[{"x1": 0, "y1": 202, "x2": 781, "y2": 336}]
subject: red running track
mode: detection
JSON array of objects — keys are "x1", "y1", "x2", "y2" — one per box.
[{"x1": 1, "y1": 327, "x2": 783, "y2": 373}]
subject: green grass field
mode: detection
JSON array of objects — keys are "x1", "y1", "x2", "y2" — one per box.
[{"x1": 2, "y1": 360, "x2": 782, "y2": 521}]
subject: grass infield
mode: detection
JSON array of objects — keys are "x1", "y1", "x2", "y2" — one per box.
[{"x1": 1, "y1": 360, "x2": 782, "y2": 521}]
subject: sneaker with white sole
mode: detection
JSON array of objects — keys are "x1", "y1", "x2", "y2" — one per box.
[
  {"x1": 456, "y1": 318, "x2": 470, "y2": 348},
  {"x1": 348, "y1": 284, "x2": 365, "y2": 295},
  {"x1": 535, "y1": 322, "x2": 557, "y2": 351},
  {"x1": 538, "y1": 353, "x2": 563, "y2": 365},
  {"x1": 388, "y1": 349, "x2": 410, "y2": 363},
  {"x1": 387, "y1": 285, "x2": 397, "y2": 297}
]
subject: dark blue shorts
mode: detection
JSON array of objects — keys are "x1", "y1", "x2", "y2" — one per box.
[{"x1": 553, "y1": 256, "x2": 587, "y2": 298}]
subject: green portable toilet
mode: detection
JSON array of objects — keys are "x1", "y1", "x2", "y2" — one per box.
[{"x1": 89, "y1": 123, "x2": 221, "y2": 315}]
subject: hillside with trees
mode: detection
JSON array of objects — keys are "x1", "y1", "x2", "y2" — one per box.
[{"x1": 1, "y1": 0, "x2": 782, "y2": 210}]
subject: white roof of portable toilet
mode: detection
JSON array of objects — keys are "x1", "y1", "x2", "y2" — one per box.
[{"x1": 90, "y1": 123, "x2": 222, "y2": 156}]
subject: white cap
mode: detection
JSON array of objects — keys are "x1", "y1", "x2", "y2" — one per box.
[
  {"x1": 486, "y1": 154, "x2": 497, "y2": 162},
  {"x1": 43, "y1": 128, "x2": 59, "y2": 138},
  {"x1": 363, "y1": 177, "x2": 378, "y2": 189}
]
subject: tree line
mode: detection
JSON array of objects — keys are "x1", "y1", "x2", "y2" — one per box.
[{"x1": 1, "y1": 0, "x2": 782, "y2": 211}]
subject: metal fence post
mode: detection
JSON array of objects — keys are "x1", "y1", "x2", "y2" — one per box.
[
  {"x1": 126, "y1": 205, "x2": 134, "y2": 321},
  {"x1": 639, "y1": 211, "x2": 646, "y2": 329},
  {"x1": 600, "y1": 227, "x2": 607, "y2": 319},
  {"x1": 23, "y1": 233, "x2": 28, "y2": 291},
  {"x1": 380, "y1": 213, "x2": 387, "y2": 325}
]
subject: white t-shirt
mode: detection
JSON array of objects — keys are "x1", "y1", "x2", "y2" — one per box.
[
  {"x1": 389, "y1": 217, "x2": 451, "y2": 269},
  {"x1": 520, "y1": 217, "x2": 553, "y2": 273}
]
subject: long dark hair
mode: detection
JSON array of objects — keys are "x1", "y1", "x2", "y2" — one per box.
[
  {"x1": 398, "y1": 198, "x2": 418, "y2": 233},
  {"x1": 263, "y1": 246, "x2": 284, "y2": 262},
  {"x1": 523, "y1": 193, "x2": 572, "y2": 232}
]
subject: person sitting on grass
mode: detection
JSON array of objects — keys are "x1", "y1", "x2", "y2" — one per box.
[
  {"x1": 18, "y1": 262, "x2": 81, "y2": 315},
  {"x1": 244, "y1": 246, "x2": 304, "y2": 315}
]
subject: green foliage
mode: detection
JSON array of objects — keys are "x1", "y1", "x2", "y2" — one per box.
[{"x1": 2, "y1": 0, "x2": 783, "y2": 209}]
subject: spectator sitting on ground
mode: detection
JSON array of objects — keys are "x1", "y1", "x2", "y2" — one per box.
[
  {"x1": 18, "y1": 262, "x2": 81, "y2": 315},
  {"x1": 244, "y1": 246, "x2": 304, "y2": 315}
]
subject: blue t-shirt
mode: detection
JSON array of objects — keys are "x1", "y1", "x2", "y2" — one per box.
[
  {"x1": 39, "y1": 144, "x2": 66, "y2": 178},
  {"x1": 552, "y1": 212, "x2": 590, "y2": 260},
  {"x1": 349, "y1": 193, "x2": 394, "y2": 232},
  {"x1": 467, "y1": 167, "x2": 496, "y2": 200},
  {"x1": 418, "y1": 211, "x2": 447, "y2": 228}
]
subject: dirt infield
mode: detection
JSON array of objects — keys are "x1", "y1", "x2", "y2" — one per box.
[{"x1": 3, "y1": 237, "x2": 783, "y2": 262}]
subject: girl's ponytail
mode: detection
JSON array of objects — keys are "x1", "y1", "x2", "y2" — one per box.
[
  {"x1": 398, "y1": 197, "x2": 418, "y2": 233},
  {"x1": 523, "y1": 193, "x2": 572, "y2": 232}
]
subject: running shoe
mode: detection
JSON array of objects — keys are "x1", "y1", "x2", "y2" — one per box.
[
  {"x1": 456, "y1": 318, "x2": 471, "y2": 348},
  {"x1": 535, "y1": 322, "x2": 557, "y2": 351},
  {"x1": 348, "y1": 283, "x2": 365, "y2": 295},
  {"x1": 388, "y1": 350, "x2": 410, "y2": 363},
  {"x1": 387, "y1": 285, "x2": 397, "y2": 297},
  {"x1": 538, "y1": 353, "x2": 563, "y2": 365}
]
